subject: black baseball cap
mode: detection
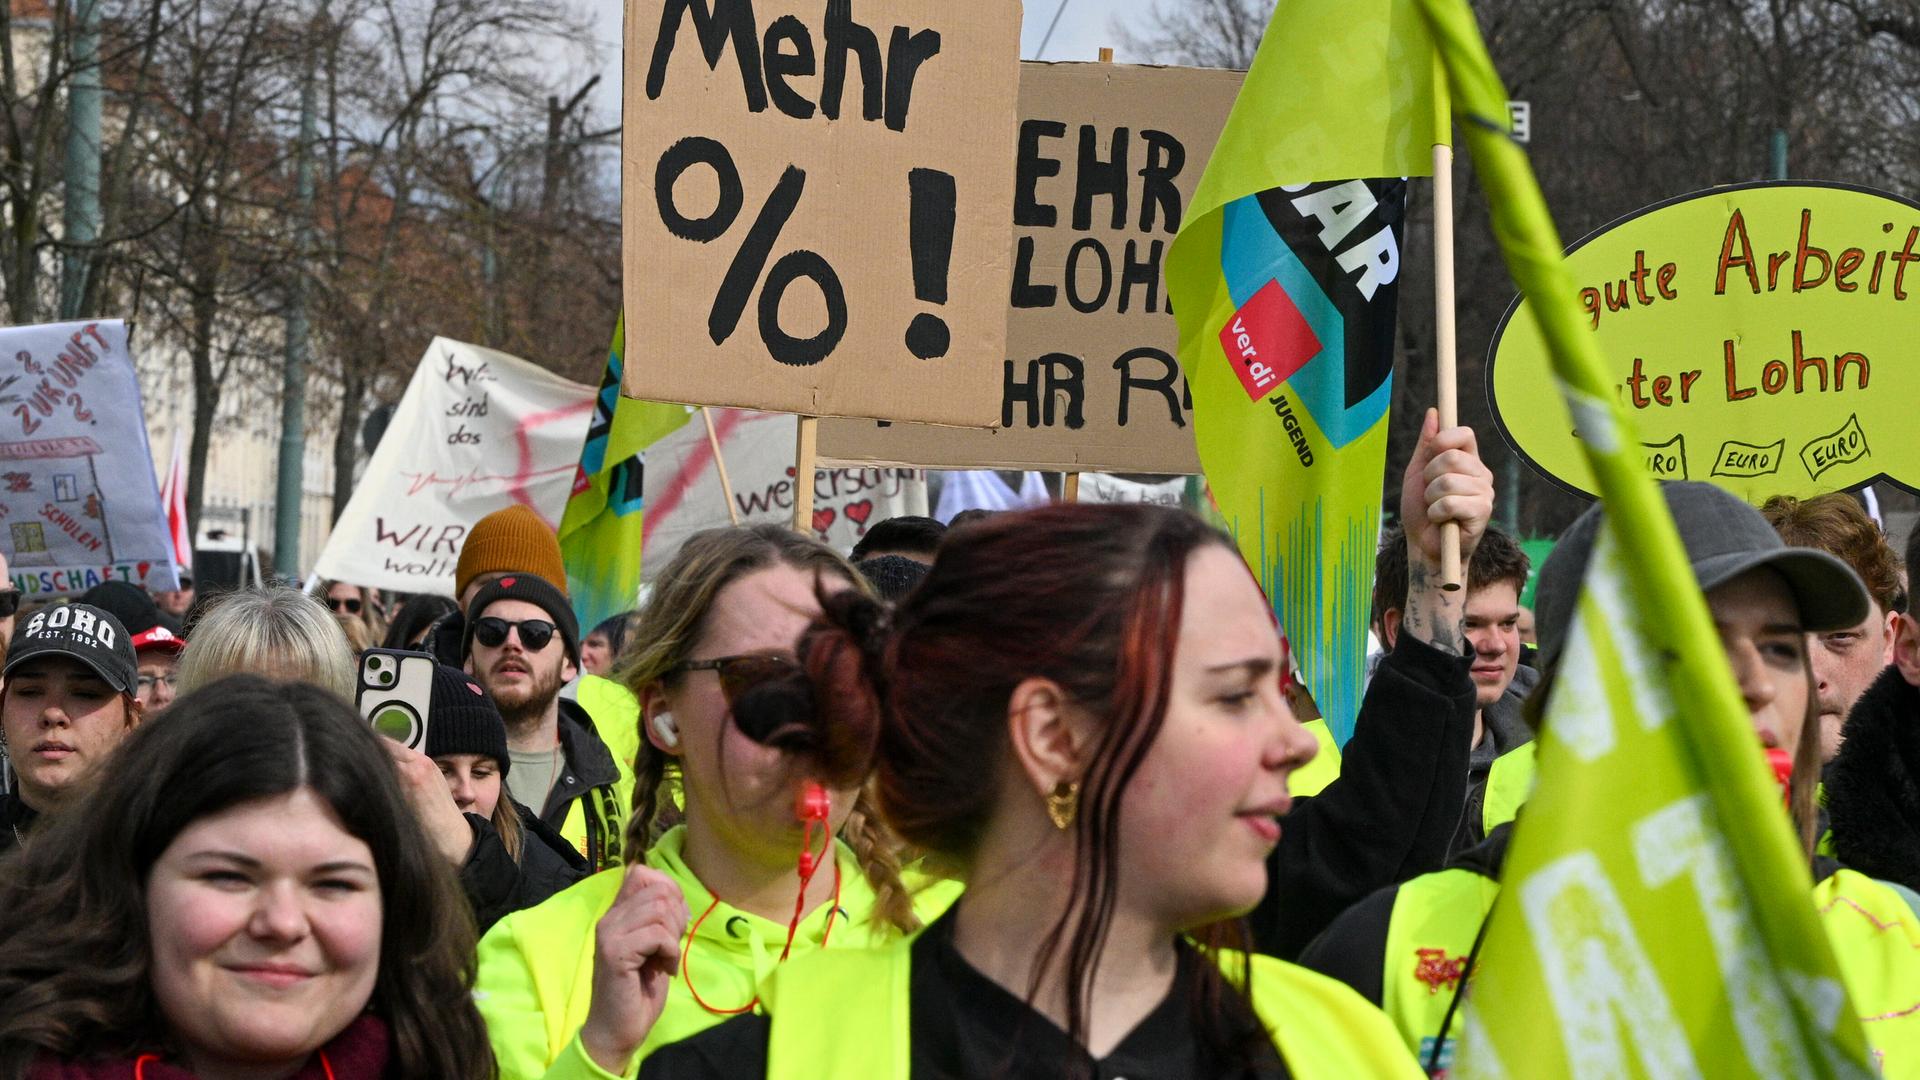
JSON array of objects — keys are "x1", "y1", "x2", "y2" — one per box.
[
  {"x1": 1535, "y1": 481, "x2": 1869, "y2": 668},
  {"x1": 4, "y1": 602, "x2": 138, "y2": 695}
]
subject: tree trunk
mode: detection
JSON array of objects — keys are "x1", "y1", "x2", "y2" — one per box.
[
  {"x1": 184, "y1": 247, "x2": 219, "y2": 540},
  {"x1": 330, "y1": 366, "x2": 364, "y2": 525}
]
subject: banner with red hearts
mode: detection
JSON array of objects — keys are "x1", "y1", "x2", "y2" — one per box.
[{"x1": 639, "y1": 408, "x2": 927, "y2": 577}]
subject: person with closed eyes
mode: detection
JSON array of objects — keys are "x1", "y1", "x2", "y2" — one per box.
[{"x1": 0, "y1": 603, "x2": 144, "y2": 855}]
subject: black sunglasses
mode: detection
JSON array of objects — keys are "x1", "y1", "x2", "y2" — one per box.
[
  {"x1": 473, "y1": 616, "x2": 558, "y2": 652},
  {"x1": 325, "y1": 596, "x2": 363, "y2": 615},
  {"x1": 0, "y1": 590, "x2": 18, "y2": 618},
  {"x1": 673, "y1": 654, "x2": 812, "y2": 746}
]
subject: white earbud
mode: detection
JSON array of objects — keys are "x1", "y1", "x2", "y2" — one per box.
[{"x1": 651, "y1": 711, "x2": 680, "y2": 750}]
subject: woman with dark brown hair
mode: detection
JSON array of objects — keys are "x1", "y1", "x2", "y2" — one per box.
[
  {"x1": 0, "y1": 674, "x2": 495, "y2": 1079},
  {"x1": 640, "y1": 503, "x2": 1423, "y2": 1078}
]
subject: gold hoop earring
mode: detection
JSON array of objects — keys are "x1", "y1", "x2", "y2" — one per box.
[{"x1": 1045, "y1": 780, "x2": 1079, "y2": 831}]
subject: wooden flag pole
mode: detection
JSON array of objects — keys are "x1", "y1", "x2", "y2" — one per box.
[
  {"x1": 1432, "y1": 142, "x2": 1463, "y2": 591},
  {"x1": 700, "y1": 407, "x2": 741, "y2": 526},
  {"x1": 792, "y1": 416, "x2": 819, "y2": 534}
]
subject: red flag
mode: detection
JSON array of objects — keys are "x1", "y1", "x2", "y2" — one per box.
[{"x1": 158, "y1": 433, "x2": 192, "y2": 574}]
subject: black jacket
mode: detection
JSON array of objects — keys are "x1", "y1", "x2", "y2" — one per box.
[
  {"x1": 424, "y1": 610, "x2": 465, "y2": 667},
  {"x1": 0, "y1": 793, "x2": 36, "y2": 857},
  {"x1": 1827, "y1": 666, "x2": 1920, "y2": 892},
  {"x1": 459, "y1": 800, "x2": 590, "y2": 933},
  {"x1": 1247, "y1": 631, "x2": 1477, "y2": 961},
  {"x1": 544, "y1": 697, "x2": 627, "y2": 870}
]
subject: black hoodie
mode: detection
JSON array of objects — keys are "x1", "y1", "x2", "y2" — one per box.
[{"x1": 1827, "y1": 665, "x2": 1920, "y2": 892}]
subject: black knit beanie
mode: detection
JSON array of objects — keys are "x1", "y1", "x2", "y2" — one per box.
[
  {"x1": 463, "y1": 572, "x2": 580, "y2": 665},
  {"x1": 423, "y1": 662, "x2": 510, "y2": 775}
]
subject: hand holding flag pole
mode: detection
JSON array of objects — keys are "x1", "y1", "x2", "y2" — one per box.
[{"x1": 1431, "y1": 65, "x2": 1464, "y2": 590}]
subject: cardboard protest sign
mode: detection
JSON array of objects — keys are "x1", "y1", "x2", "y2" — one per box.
[
  {"x1": 641, "y1": 407, "x2": 926, "y2": 575},
  {"x1": 312, "y1": 339, "x2": 593, "y2": 595},
  {"x1": 621, "y1": 0, "x2": 1021, "y2": 425},
  {"x1": 0, "y1": 320, "x2": 178, "y2": 597},
  {"x1": 820, "y1": 61, "x2": 1243, "y2": 473},
  {"x1": 1490, "y1": 181, "x2": 1920, "y2": 502}
]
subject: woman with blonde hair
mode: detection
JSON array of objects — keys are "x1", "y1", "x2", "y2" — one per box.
[
  {"x1": 476, "y1": 524, "x2": 958, "y2": 1078},
  {"x1": 175, "y1": 587, "x2": 355, "y2": 700}
]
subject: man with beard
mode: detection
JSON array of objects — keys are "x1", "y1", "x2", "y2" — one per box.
[{"x1": 463, "y1": 573, "x2": 632, "y2": 871}]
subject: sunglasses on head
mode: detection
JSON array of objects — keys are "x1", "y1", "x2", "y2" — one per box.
[
  {"x1": 672, "y1": 653, "x2": 812, "y2": 746},
  {"x1": 473, "y1": 615, "x2": 558, "y2": 652},
  {"x1": 325, "y1": 596, "x2": 363, "y2": 615}
]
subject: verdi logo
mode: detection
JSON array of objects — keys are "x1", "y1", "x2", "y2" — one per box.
[{"x1": 1219, "y1": 279, "x2": 1320, "y2": 403}]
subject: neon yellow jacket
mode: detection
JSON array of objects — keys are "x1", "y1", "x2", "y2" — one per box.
[
  {"x1": 1293, "y1": 718, "x2": 1536, "y2": 838},
  {"x1": 475, "y1": 825, "x2": 962, "y2": 1079},
  {"x1": 757, "y1": 935, "x2": 1424, "y2": 1078},
  {"x1": 1373, "y1": 861, "x2": 1920, "y2": 1074}
]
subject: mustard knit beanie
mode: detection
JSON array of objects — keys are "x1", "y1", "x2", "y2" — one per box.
[{"x1": 455, "y1": 505, "x2": 568, "y2": 599}]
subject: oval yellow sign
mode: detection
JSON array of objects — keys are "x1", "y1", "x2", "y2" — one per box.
[{"x1": 1489, "y1": 181, "x2": 1919, "y2": 502}]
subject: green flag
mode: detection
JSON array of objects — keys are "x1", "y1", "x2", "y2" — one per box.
[
  {"x1": 1412, "y1": 1, "x2": 1875, "y2": 1074},
  {"x1": 1167, "y1": 0, "x2": 1444, "y2": 745},
  {"x1": 559, "y1": 315, "x2": 693, "y2": 631}
]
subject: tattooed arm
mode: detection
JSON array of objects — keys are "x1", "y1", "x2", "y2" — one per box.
[{"x1": 1398, "y1": 408, "x2": 1495, "y2": 656}]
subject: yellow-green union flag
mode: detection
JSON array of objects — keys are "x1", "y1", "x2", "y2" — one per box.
[{"x1": 1410, "y1": 0, "x2": 1877, "y2": 1075}]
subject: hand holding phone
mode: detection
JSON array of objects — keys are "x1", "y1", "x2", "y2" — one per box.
[{"x1": 357, "y1": 648, "x2": 437, "y2": 751}]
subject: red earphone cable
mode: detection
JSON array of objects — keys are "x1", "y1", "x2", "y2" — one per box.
[{"x1": 681, "y1": 782, "x2": 840, "y2": 1015}]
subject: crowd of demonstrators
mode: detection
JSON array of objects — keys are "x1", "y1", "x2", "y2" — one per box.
[
  {"x1": 476, "y1": 525, "x2": 956, "y2": 1079},
  {"x1": 0, "y1": 675, "x2": 494, "y2": 1077},
  {"x1": 1298, "y1": 482, "x2": 1920, "y2": 1072},
  {"x1": 3, "y1": 416, "x2": 1920, "y2": 1078}
]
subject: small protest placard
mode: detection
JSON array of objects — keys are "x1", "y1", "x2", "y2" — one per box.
[
  {"x1": 1490, "y1": 182, "x2": 1920, "y2": 502},
  {"x1": 821, "y1": 61, "x2": 1243, "y2": 473},
  {"x1": 312, "y1": 339, "x2": 593, "y2": 595},
  {"x1": 621, "y1": 0, "x2": 1021, "y2": 425},
  {"x1": 639, "y1": 408, "x2": 926, "y2": 574},
  {"x1": 0, "y1": 320, "x2": 177, "y2": 598}
]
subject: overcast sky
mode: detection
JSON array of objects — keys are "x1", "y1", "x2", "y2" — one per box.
[{"x1": 583, "y1": 0, "x2": 1170, "y2": 123}]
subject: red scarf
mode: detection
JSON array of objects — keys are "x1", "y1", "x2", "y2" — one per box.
[{"x1": 29, "y1": 1013, "x2": 392, "y2": 1079}]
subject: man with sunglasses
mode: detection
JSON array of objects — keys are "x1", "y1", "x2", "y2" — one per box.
[{"x1": 463, "y1": 573, "x2": 632, "y2": 872}]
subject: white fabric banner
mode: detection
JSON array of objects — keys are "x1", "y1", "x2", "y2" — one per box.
[
  {"x1": 313, "y1": 338, "x2": 592, "y2": 595},
  {"x1": 641, "y1": 409, "x2": 928, "y2": 578},
  {"x1": 0, "y1": 320, "x2": 177, "y2": 598},
  {"x1": 1077, "y1": 473, "x2": 1187, "y2": 507}
]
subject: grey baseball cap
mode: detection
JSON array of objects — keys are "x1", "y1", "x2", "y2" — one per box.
[{"x1": 1534, "y1": 481, "x2": 1869, "y2": 669}]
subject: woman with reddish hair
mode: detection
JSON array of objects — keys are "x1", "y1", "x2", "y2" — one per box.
[
  {"x1": 638, "y1": 415, "x2": 1492, "y2": 1077},
  {"x1": 639, "y1": 507, "x2": 1448, "y2": 1075}
]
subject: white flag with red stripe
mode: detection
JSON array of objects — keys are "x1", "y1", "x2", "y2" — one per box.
[{"x1": 158, "y1": 432, "x2": 192, "y2": 574}]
